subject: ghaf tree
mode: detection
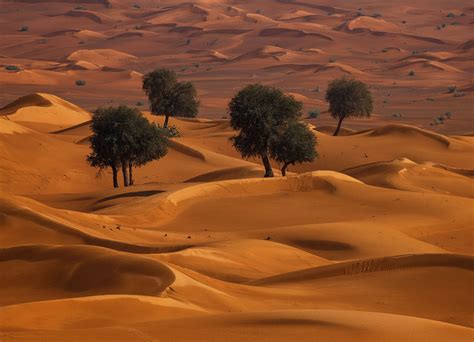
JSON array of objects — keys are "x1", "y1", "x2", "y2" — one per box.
[
  {"x1": 142, "y1": 68, "x2": 199, "y2": 129},
  {"x1": 229, "y1": 84, "x2": 303, "y2": 177},
  {"x1": 270, "y1": 121, "x2": 317, "y2": 176},
  {"x1": 325, "y1": 77, "x2": 373, "y2": 136},
  {"x1": 87, "y1": 106, "x2": 168, "y2": 188}
]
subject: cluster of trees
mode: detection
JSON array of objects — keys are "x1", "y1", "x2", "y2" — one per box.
[
  {"x1": 88, "y1": 67, "x2": 373, "y2": 186},
  {"x1": 229, "y1": 84, "x2": 317, "y2": 177},
  {"x1": 87, "y1": 106, "x2": 168, "y2": 188},
  {"x1": 88, "y1": 68, "x2": 199, "y2": 188},
  {"x1": 229, "y1": 78, "x2": 373, "y2": 177}
]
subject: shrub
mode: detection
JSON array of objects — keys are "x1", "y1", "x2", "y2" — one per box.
[
  {"x1": 313, "y1": 86, "x2": 320, "y2": 93},
  {"x1": 447, "y1": 85, "x2": 457, "y2": 93},
  {"x1": 446, "y1": 12, "x2": 455, "y2": 17},
  {"x1": 75, "y1": 79, "x2": 86, "y2": 86},
  {"x1": 328, "y1": 57, "x2": 336, "y2": 63},
  {"x1": 408, "y1": 70, "x2": 415, "y2": 76},
  {"x1": 132, "y1": 4, "x2": 141, "y2": 9},
  {"x1": 453, "y1": 92, "x2": 465, "y2": 98},
  {"x1": 19, "y1": 26, "x2": 28, "y2": 32},
  {"x1": 136, "y1": 101, "x2": 144, "y2": 106},
  {"x1": 5, "y1": 65, "x2": 20, "y2": 71},
  {"x1": 444, "y1": 111, "x2": 452, "y2": 119},
  {"x1": 165, "y1": 125, "x2": 181, "y2": 138},
  {"x1": 308, "y1": 109, "x2": 320, "y2": 119},
  {"x1": 74, "y1": 6, "x2": 86, "y2": 10}
]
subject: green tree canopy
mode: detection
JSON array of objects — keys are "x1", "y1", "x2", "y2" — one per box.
[
  {"x1": 142, "y1": 68, "x2": 199, "y2": 128},
  {"x1": 325, "y1": 77, "x2": 373, "y2": 136},
  {"x1": 87, "y1": 106, "x2": 168, "y2": 188},
  {"x1": 270, "y1": 121, "x2": 317, "y2": 176},
  {"x1": 229, "y1": 84, "x2": 303, "y2": 177}
]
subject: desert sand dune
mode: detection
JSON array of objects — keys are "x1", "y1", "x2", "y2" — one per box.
[{"x1": 0, "y1": 1, "x2": 473, "y2": 341}]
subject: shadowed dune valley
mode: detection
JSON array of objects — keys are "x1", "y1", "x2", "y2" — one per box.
[{"x1": 0, "y1": 0, "x2": 473, "y2": 341}]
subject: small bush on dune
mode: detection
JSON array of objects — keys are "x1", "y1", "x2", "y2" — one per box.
[
  {"x1": 447, "y1": 85, "x2": 457, "y2": 93},
  {"x1": 308, "y1": 109, "x2": 320, "y2": 119},
  {"x1": 5, "y1": 65, "x2": 20, "y2": 71},
  {"x1": 75, "y1": 79, "x2": 86, "y2": 86},
  {"x1": 408, "y1": 70, "x2": 415, "y2": 76},
  {"x1": 19, "y1": 26, "x2": 28, "y2": 32},
  {"x1": 165, "y1": 125, "x2": 181, "y2": 138}
]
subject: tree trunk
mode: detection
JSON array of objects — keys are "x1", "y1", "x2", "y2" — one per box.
[
  {"x1": 261, "y1": 153, "x2": 274, "y2": 178},
  {"x1": 281, "y1": 162, "x2": 291, "y2": 177},
  {"x1": 128, "y1": 160, "x2": 134, "y2": 186},
  {"x1": 333, "y1": 116, "x2": 344, "y2": 136},
  {"x1": 163, "y1": 115, "x2": 170, "y2": 129},
  {"x1": 121, "y1": 160, "x2": 129, "y2": 187},
  {"x1": 111, "y1": 164, "x2": 119, "y2": 188}
]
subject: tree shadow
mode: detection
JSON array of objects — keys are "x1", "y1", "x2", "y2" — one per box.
[{"x1": 95, "y1": 190, "x2": 164, "y2": 204}]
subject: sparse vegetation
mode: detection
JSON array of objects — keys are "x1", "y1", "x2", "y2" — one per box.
[
  {"x1": 75, "y1": 80, "x2": 87, "y2": 86},
  {"x1": 447, "y1": 85, "x2": 457, "y2": 93},
  {"x1": 136, "y1": 101, "x2": 144, "y2": 106},
  {"x1": 142, "y1": 68, "x2": 199, "y2": 129},
  {"x1": 325, "y1": 77, "x2": 373, "y2": 136},
  {"x1": 19, "y1": 26, "x2": 28, "y2": 32},
  {"x1": 87, "y1": 106, "x2": 168, "y2": 188},
  {"x1": 408, "y1": 70, "x2": 415, "y2": 76}
]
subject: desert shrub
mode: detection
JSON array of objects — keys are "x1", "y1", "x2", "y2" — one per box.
[
  {"x1": 308, "y1": 109, "x2": 320, "y2": 119},
  {"x1": 444, "y1": 111, "x2": 452, "y2": 119},
  {"x1": 446, "y1": 12, "x2": 455, "y2": 17},
  {"x1": 136, "y1": 101, "x2": 144, "y2": 106},
  {"x1": 75, "y1": 6, "x2": 86, "y2": 10},
  {"x1": 328, "y1": 57, "x2": 336, "y2": 63},
  {"x1": 313, "y1": 86, "x2": 320, "y2": 93},
  {"x1": 453, "y1": 92, "x2": 465, "y2": 98},
  {"x1": 75, "y1": 79, "x2": 86, "y2": 86},
  {"x1": 5, "y1": 65, "x2": 20, "y2": 71},
  {"x1": 165, "y1": 125, "x2": 181, "y2": 138},
  {"x1": 392, "y1": 112, "x2": 402, "y2": 118},
  {"x1": 19, "y1": 26, "x2": 28, "y2": 32},
  {"x1": 132, "y1": 4, "x2": 141, "y2": 9},
  {"x1": 451, "y1": 22, "x2": 461, "y2": 26},
  {"x1": 408, "y1": 70, "x2": 415, "y2": 76},
  {"x1": 372, "y1": 13, "x2": 382, "y2": 18},
  {"x1": 447, "y1": 85, "x2": 457, "y2": 93}
]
